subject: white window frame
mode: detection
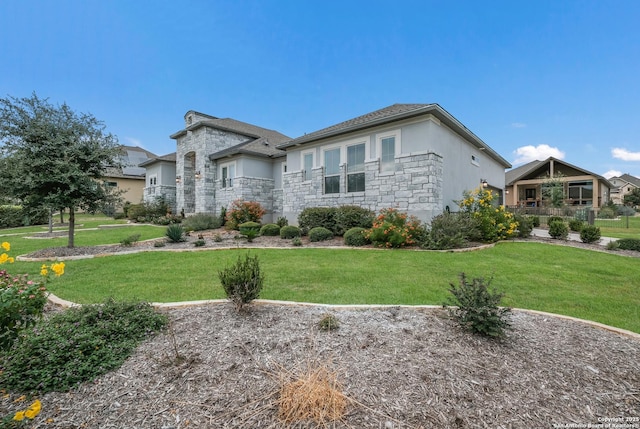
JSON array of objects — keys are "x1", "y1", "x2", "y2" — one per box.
[
  {"x1": 220, "y1": 161, "x2": 236, "y2": 188},
  {"x1": 346, "y1": 142, "x2": 366, "y2": 193},
  {"x1": 471, "y1": 154, "x2": 480, "y2": 167},
  {"x1": 321, "y1": 137, "x2": 369, "y2": 194},
  {"x1": 323, "y1": 145, "x2": 341, "y2": 194},
  {"x1": 301, "y1": 150, "x2": 314, "y2": 182},
  {"x1": 376, "y1": 129, "x2": 401, "y2": 172},
  {"x1": 148, "y1": 175, "x2": 157, "y2": 186}
]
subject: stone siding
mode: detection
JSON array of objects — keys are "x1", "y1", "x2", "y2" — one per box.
[
  {"x1": 143, "y1": 185, "x2": 177, "y2": 214},
  {"x1": 215, "y1": 176, "x2": 277, "y2": 224},
  {"x1": 282, "y1": 152, "x2": 443, "y2": 224}
]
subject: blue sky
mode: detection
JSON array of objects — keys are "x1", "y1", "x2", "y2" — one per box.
[{"x1": 1, "y1": 0, "x2": 639, "y2": 178}]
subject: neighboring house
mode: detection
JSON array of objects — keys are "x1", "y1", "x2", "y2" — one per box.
[
  {"x1": 104, "y1": 145, "x2": 157, "y2": 207},
  {"x1": 144, "y1": 104, "x2": 511, "y2": 224},
  {"x1": 139, "y1": 152, "x2": 177, "y2": 213},
  {"x1": 504, "y1": 157, "x2": 612, "y2": 208},
  {"x1": 608, "y1": 174, "x2": 640, "y2": 205}
]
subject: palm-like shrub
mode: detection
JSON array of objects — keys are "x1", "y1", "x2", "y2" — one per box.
[{"x1": 165, "y1": 224, "x2": 186, "y2": 242}]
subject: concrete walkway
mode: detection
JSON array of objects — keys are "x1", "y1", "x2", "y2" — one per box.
[{"x1": 531, "y1": 228, "x2": 616, "y2": 246}]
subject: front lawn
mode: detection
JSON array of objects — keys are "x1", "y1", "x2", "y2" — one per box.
[{"x1": 14, "y1": 242, "x2": 638, "y2": 333}]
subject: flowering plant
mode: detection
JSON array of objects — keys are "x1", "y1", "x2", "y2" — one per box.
[
  {"x1": 458, "y1": 188, "x2": 518, "y2": 242},
  {"x1": 225, "y1": 199, "x2": 266, "y2": 230},
  {"x1": 0, "y1": 242, "x2": 65, "y2": 349},
  {"x1": 365, "y1": 208, "x2": 424, "y2": 248},
  {"x1": 0, "y1": 398, "x2": 42, "y2": 427}
]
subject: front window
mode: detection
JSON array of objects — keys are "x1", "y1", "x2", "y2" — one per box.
[
  {"x1": 221, "y1": 163, "x2": 236, "y2": 188},
  {"x1": 303, "y1": 152, "x2": 313, "y2": 181},
  {"x1": 380, "y1": 137, "x2": 395, "y2": 172},
  {"x1": 148, "y1": 176, "x2": 157, "y2": 186},
  {"x1": 347, "y1": 143, "x2": 365, "y2": 192},
  {"x1": 324, "y1": 148, "x2": 340, "y2": 194},
  {"x1": 568, "y1": 181, "x2": 593, "y2": 205}
]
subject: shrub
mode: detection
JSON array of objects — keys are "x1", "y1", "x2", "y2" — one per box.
[
  {"x1": 276, "y1": 216, "x2": 289, "y2": 228},
  {"x1": 126, "y1": 203, "x2": 147, "y2": 221},
  {"x1": 219, "y1": 206, "x2": 227, "y2": 227},
  {"x1": 458, "y1": 188, "x2": 517, "y2": 242},
  {"x1": 182, "y1": 213, "x2": 221, "y2": 231},
  {"x1": 443, "y1": 273, "x2": 511, "y2": 338},
  {"x1": 280, "y1": 225, "x2": 301, "y2": 239},
  {"x1": 291, "y1": 237, "x2": 303, "y2": 246},
  {"x1": 513, "y1": 215, "x2": 533, "y2": 238},
  {"x1": 226, "y1": 200, "x2": 265, "y2": 230},
  {"x1": 0, "y1": 205, "x2": 48, "y2": 228},
  {"x1": 165, "y1": 224, "x2": 186, "y2": 243},
  {"x1": 239, "y1": 221, "x2": 261, "y2": 242},
  {"x1": 194, "y1": 239, "x2": 206, "y2": 247},
  {"x1": 218, "y1": 253, "x2": 265, "y2": 312},
  {"x1": 548, "y1": 220, "x2": 569, "y2": 239},
  {"x1": 579, "y1": 225, "x2": 601, "y2": 244},
  {"x1": 213, "y1": 233, "x2": 223, "y2": 242},
  {"x1": 113, "y1": 212, "x2": 127, "y2": 220},
  {"x1": 606, "y1": 240, "x2": 620, "y2": 251},
  {"x1": 617, "y1": 238, "x2": 640, "y2": 252},
  {"x1": 119, "y1": 233, "x2": 141, "y2": 247},
  {"x1": 617, "y1": 205, "x2": 636, "y2": 216},
  {"x1": 153, "y1": 240, "x2": 166, "y2": 248},
  {"x1": 365, "y1": 208, "x2": 423, "y2": 248},
  {"x1": 298, "y1": 207, "x2": 337, "y2": 235},
  {"x1": 530, "y1": 216, "x2": 540, "y2": 227},
  {"x1": 547, "y1": 215, "x2": 564, "y2": 226},
  {"x1": 153, "y1": 215, "x2": 181, "y2": 226},
  {"x1": 343, "y1": 227, "x2": 370, "y2": 246},
  {"x1": 426, "y1": 212, "x2": 481, "y2": 249},
  {"x1": 334, "y1": 205, "x2": 374, "y2": 236},
  {"x1": 260, "y1": 223, "x2": 281, "y2": 236},
  {"x1": 568, "y1": 219, "x2": 584, "y2": 232},
  {"x1": 0, "y1": 299, "x2": 167, "y2": 393},
  {"x1": 597, "y1": 207, "x2": 616, "y2": 219},
  {"x1": 318, "y1": 313, "x2": 340, "y2": 331},
  {"x1": 309, "y1": 227, "x2": 334, "y2": 242}
]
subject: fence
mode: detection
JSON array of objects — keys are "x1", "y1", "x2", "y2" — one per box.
[{"x1": 506, "y1": 206, "x2": 633, "y2": 228}]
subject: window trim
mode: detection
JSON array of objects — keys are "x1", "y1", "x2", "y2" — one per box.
[
  {"x1": 220, "y1": 161, "x2": 236, "y2": 188},
  {"x1": 148, "y1": 175, "x2": 157, "y2": 186},
  {"x1": 376, "y1": 129, "x2": 401, "y2": 172},
  {"x1": 323, "y1": 146, "x2": 341, "y2": 194},
  {"x1": 346, "y1": 142, "x2": 366, "y2": 193},
  {"x1": 301, "y1": 150, "x2": 314, "y2": 182}
]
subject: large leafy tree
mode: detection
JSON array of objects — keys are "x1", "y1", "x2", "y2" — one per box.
[
  {"x1": 0, "y1": 93, "x2": 122, "y2": 247},
  {"x1": 624, "y1": 187, "x2": 640, "y2": 207}
]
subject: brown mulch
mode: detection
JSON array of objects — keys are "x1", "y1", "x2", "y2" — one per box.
[{"x1": 6, "y1": 230, "x2": 639, "y2": 428}]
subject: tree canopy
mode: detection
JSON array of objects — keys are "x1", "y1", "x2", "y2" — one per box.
[
  {"x1": 0, "y1": 93, "x2": 123, "y2": 247},
  {"x1": 623, "y1": 187, "x2": 640, "y2": 207}
]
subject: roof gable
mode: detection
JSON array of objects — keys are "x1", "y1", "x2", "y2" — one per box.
[{"x1": 506, "y1": 157, "x2": 613, "y2": 188}]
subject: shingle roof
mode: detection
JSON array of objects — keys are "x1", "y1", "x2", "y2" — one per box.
[
  {"x1": 618, "y1": 173, "x2": 640, "y2": 187},
  {"x1": 171, "y1": 117, "x2": 291, "y2": 145},
  {"x1": 138, "y1": 152, "x2": 177, "y2": 167},
  {"x1": 210, "y1": 137, "x2": 286, "y2": 160},
  {"x1": 506, "y1": 157, "x2": 613, "y2": 188}
]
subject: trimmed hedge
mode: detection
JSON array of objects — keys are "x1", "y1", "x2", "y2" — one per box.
[
  {"x1": 280, "y1": 225, "x2": 301, "y2": 239},
  {"x1": 579, "y1": 225, "x2": 601, "y2": 244},
  {"x1": 617, "y1": 238, "x2": 640, "y2": 252},
  {"x1": 334, "y1": 205, "x2": 374, "y2": 236},
  {"x1": 0, "y1": 205, "x2": 49, "y2": 228},
  {"x1": 259, "y1": 223, "x2": 281, "y2": 236},
  {"x1": 343, "y1": 227, "x2": 369, "y2": 246},
  {"x1": 309, "y1": 226, "x2": 334, "y2": 242},
  {"x1": 298, "y1": 207, "x2": 336, "y2": 235}
]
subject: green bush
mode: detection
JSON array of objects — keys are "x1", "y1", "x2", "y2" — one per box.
[
  {"x1": 568, "y1": 219, "x2": 584, "y2": 232},
  {"x1": 0, "y1": 205, "x2": 48, "y2": 228},
  {"x1": 291, "y1": 237, "x2": 303, "y2": 246},
  {"x1": 218, "y1": 253, "x2": 264, "y2": 312},
  {"x1": 365, "y1": 208, "x2": 424, "y2": 248},
  {"x1": 276, "y1": 216, "x2": 288, "y2": 228},
  {"x1": 308, "y1": 226, "x2": 334, "y2": 242},
  {"x1": 617, "y1": 238, "x2": 640, "y2": 251},
  {"x1": 318, "y1": 313, "x2": 340, "y2": 331},
  {"x1": 547, "y1": 215, "x2": 564, "y2": 226},
  {"x1": 194, "y1": 239, "x2": 206, "y2": 247},
  {"x1": 597, "y1": 207, "x2": 616, "y2": 219},
  {"x1": 513, "y1": 215, "x2": 533, "y2": 238},
  {"x1": 225, "y1": 200, "x2": 265, "y2": 230},
  {"x1": 239, "y1": 221, "x2": 261, "y2": 242},
  {"x1": 334, "y1": 205, "x2": 374, "y2": 236},
  {"x1": 126, "y1": 203, "x2": 147, "y2": 221},
  {"x1": 548, "y1": 220, "x2": 569, "y2": 239},
  {"x1": 298, "y1": 207, "x2": 337, "y2": 235},
  {"x1": 459, "y1": 188, "x2": 517, "y2": 242},
  {"x1": 0, "y1": 299, "x2": 167, "y2": 393},
  {"x1": 426, "y1": 212, "x2": 480, "y2": 249},
  {"x1": 579, "y1": 225, "x2": 601, "y2": 244},
  {"x1": 443, "y1": 273, "x2": 511, "y2": 338},
  {"x1": 119, "y1": 233, "x2": 141, "y2": 247},
  {"x1": 606, "y1": 240, "x2": 620, "y2": 251},
  {"x1": 182, "y1": 213, "x2": 221, "y2": 231},
  {"x1": 343, "y1": 227, "x2": 370, "y2": 246},
  {"x1": 165, "y1": 224, "x2": 186, "y2": 242},
  {"x1": 530, "y1": 215, "x2": 540, "y2": 227},
  {"x1": 153, "y1": 215, "x2": 182, "y2": 226},
  {"x1": 259, "y1": 223, "x2": 281, "y2": 236},
  {"x1": 280, "y1": 225, "x2": 301, "y2": 239}
]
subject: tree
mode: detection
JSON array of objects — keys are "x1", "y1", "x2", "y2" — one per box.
[
  {"x1": 541, "y1": 173, "x2": 565, "y2": 208},
  {"x1": 623, "y1": 188, "x2": 640, "y2": 207},
  {"x1": 0, "y1": 93, "x2": 122, "y2": 247}
]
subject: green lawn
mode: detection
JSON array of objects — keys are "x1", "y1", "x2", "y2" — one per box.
[{"x1": 597, "y1": 215, "x2": 640, "y2": 239}]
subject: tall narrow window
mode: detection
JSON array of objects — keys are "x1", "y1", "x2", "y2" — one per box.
[
  {"x1": 380, "y1": 137, "x2": 395, "y2": 172},
  {"x1": 221, "y1": 163, "x2": 235, "y2": 188},
  {"x1": 324, "y1": 148, "x2": 340, "y2": 194},
  {"x1": 303, "y1": 153, "x2": 313, "y2": 181},
  {"x1": 347, "y1": 143, "x2": 365, "y2": 192}
]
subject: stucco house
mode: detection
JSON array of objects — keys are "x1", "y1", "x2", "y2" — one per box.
[
  {"x1": 144, "y1": 104, "x2": 511, "y2": 224},
  {"x1": 504, "y1": 157, "x2": 613, "y2": 208},
  {"x1": 608, "y1": 174, "x2": 640, "y2": 205},
  {"x1": 139, "y1": 152, "x2": 177, "y2": 211},
  {"x1": 104, "y1": 145, "x2": 157, "y2": 207}
]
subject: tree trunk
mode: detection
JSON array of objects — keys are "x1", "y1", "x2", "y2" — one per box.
[
  {"x1": 48, "y1": 208, "x2": 53, "y2": 234},
  {"x1": 60, "y1": 208, "x2": 64, "y2": 224},
  {"x1": 67, "y1": 208, "x2": 75, "y2": 248}
]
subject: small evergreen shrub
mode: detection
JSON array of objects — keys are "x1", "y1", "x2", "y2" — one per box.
[
  {"x1": 153, "y1": 215, "x2": 181, "y2": 226},
  {"x1": 119, "y1": 233, "x2": 141, "y2": 247},
  {"x1": 153, "y1": 240, "x2": 166, "y2": 247},
  {"x1": 194, "y1": 239, "x2": 206, "y2": 247},
  {"x1": 547, "y1": 215, "x2": 564, "y2": 226},
  {"x1": 617, "y1": 238, "x2": 640, "y2": 252},
  {"x1": 548, "y1": 220, "x2": 569, "y2": 239},
  {"x1": 308, "y1": 226, "x2": 334, "y2": 242},
  {"x1": 219, "y1": 206, "x2": 227, "y2": 227},
  {"x1": 165, "y1": 224, "x2": 186, "y2": 242},
  {"x1": 239, "y1": 221, "x2": 261, "y2": 242},
  {"x1": 606, "y1": 240, "x2": 620, "y2": 251},
  {"x1": 444, "y1": 273, "x2": 511, "y2": 338},
  {"x1": 334, "y1": 205, "x2": 374, "y2": 236},
  {"x1": 568, "y1": 219, "x2": 584, "y2": 232},
  {"x1": 226, "y1": 200, "x2": 266, "y2": 230},
  {"x1": 218, "y1": 253, "x2": 265, "y2": 311},
  {"x1": 530, "y1": 216, "x2": 540, "y2": 227},
  {"x1": 280, "y1": 225, "x2": 301, "y2": 239},
  {"x1": 260, "y1": 223, "x2": 281, "y2": 236},
  {"x1": 579, "y1": 225, "x2": 601, "y2": 244},
  {"x1": 343, "y1": 227, "x2": 369, "y2": 246},
  {"x1": 597, "y1": 207, "x2": 616, "y2": 219},
  {"x1": 126, "y1": 203, "x2": 147, "y2": 221},
  {"x1": 0, "y1": 299, "x2": 167, "y2": 393},
  {"x1": 291, "y1": 237, "x2": 303, "y2": 246},
  {"x1": 276, "y1": 216, "x2": 289, "y2": 228},
  {"x1": 298, "y1": 207, "x2": 337, "y2": 235},
  {"x1": 426, "y1": 212, "x2": 480, "y2": 249},
  {"x1": 183, "y1": 213, "x2": 221, "y2": 231},
  {"x1": 213, "y1": 233, "x2": 223, "y2": 242},
  {"x1": 318, "y1": 313, "x2": 340, "y2": 331},
  {"x1": 513, "y1": 215, "x2": 533, "y2": 238}
]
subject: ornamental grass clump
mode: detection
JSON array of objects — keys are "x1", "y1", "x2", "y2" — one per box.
[
  {"x1": 218, "y1": 253, "x2": 264, "y2": 312},
  {"x1": 165, "y1": 224, "x2": 186, "y2": 242},
  {"x1": 458, "y1": 188, "x2": 518, "y2": 243},
  {"x1": 444, "y1": 273, "x2": 511, "y2": 338},
  {"x1": 0, "y1": 241, "x2": 65, "y2": 350}
]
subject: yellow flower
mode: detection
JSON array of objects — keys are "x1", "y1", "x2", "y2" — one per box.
[
  {"x1": 40, "y1": 265, "x2": 49, "y2": 276},
  {"x1": 1, "y1": 242, "x2": 10, "y2": 251},
  {"x1": 13, "y1": 410, "x2": 25, "y2": 421},
  {"x1": 51, "y1": 262, "x2": 65, "y2": 277},
  {"x1": 0, "y1": 253, "x2": 7, "y2": 264},
  {"x1": 8, "y1": 257, "x2": 14, "y2": 263},
  {"x1": 24, "y1": 399, "x2": 41, "y2": 419}
]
